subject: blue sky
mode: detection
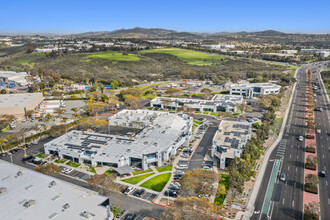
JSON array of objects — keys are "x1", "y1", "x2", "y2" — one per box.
[{"x1": 1, "y1": 0, "x2": 329, "y2": 34}]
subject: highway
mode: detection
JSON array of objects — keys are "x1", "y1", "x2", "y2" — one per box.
[
  {"x1": 311, "y1": 66, "x2": 330, "y2": 220},
  {"x1": 252, "y1": 65, "x2": 309, "y2": 220}
]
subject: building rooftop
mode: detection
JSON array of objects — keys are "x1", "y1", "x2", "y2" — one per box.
[
  {"x1": 0, "y1": 160, "x2": 108, "y2": 220},
  {"x1": 230, "y1": 83, "x2": 281, "y2": 89},
  {"x1": 0, "y1": 93, "x2": 43, "y2": 109},
  {"x1": 46, "y1": 110, "x2": 192, "y2": 163},
  {"x1": 214, "y1": 120, "x2": 251, "y2": 150}
]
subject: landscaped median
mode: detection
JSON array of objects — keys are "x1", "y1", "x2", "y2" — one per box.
[
  {"x1": 140, "y1": 173, "x2": 172, "y2": 192},
  {"x1": 122, "y1": 173, "x2": 155, "y2": 185},
  {"x1": 303, "y1": 69, "x2": 320, "y2": 219}
]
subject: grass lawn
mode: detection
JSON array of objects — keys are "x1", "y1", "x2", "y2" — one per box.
[
  {"x1": 122, "y1": 173, "x2": 155, "y2": 185},
  {"x1": 35, "y1": 153, "x2": 47, "y2": 159},
  {"x1": 193, "y1": 123, "x2": 198, "y2": 128},
  {"x1": 193, "y1": 120, "x2": 203, "y2": 125},
  {"x1": 140, "y1": 48, "x2": 225, "y2": 66},
  {"x1": 86, "y1": 51, "x2": 140, "y2": 62},
  {"x1": 87, "y1": 167, "x2": 96, "y2": 173},
  {"x1": 210, "y1": 112, "x2": 218, "y2": 116},
  {"x1": 54, "y1": 159, "x2": 67, "y2": 164},
  {"x1": 104, "y1": 170, "x2": 114, "y2": 175},
  {"x1": 66, "y1": 161, "x2": 81, "y2": 168},
  {"x1": 133, "y1": 169, "x2": 153, "y2": 175},
  {"x1": 156, "y1": 165, "x2": 173, "y2": 173},
  {"x1": 214, "y1": 173, "x2": 229, "y2": 206},
  {"x1": 203, "y1": 111, "x2": 209, "y2": 115},
  {"x1": 140, "y1": 173, "x2": 172, "y2": 192}
]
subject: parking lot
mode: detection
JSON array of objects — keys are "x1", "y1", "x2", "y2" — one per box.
[{"x1": 59, "y1": 166, "x2": 91, "y2": 181}]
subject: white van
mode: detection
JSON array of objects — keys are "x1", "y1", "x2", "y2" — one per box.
[{"x1": 175, "y1": 164, "x2": 188, "y2": 170}]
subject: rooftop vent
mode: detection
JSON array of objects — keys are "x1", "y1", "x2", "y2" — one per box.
[
  {"x1": 63, "y1": 203, "x2": 70, "y2": 209},
  {"x1": 23, "y1": 200, "x2": 36, "y2": 208},
  {"x1": 49, "y1": 181, "x2": 56, "y2": 187},
  {"x1": 17, "y1": 171, "x2": 23, "y2": 176},
  {"x1": 0, "y1": 187, "x2": 7, "y2": 194},
  {"x1": 81, "y1": 211, "x2": 95, "y2": 218}
]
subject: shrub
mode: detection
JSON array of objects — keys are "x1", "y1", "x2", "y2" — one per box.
[
  {"x1": 306, "y1": 155, "x2": 318, "y2": 170},
  {"x1": 306, "y1": 135, "x2": 315, "y2": 139}
]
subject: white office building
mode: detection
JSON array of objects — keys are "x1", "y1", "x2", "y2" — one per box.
[
  {"x1": 211, "y1": 121, "x2": 251, "y2": 169},
  {"x1": 279, "y1": 50, "x2": 297, "y2": 54},
  {"x1": 0, "y1": 71, "x2": 29, "y2": 86},
  {"x1": 150, "y1": 94, "x2": 243, "y2": 113},
  {"x1": 230, "y1": 83, "x2": 281, "y2": 98},
  {"x1": 0, "y1": 160, "x2": 109, "y2": 220},
  {"x1": 45, "y1": 110, "x2": 192, "y2": 170}
]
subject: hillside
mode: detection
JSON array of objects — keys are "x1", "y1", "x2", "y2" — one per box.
[{"x1": 0, "y1": 48, "x2": 295, "y2": 86}]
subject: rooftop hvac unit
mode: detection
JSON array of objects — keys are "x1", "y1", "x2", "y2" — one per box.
[
  {"x1": 23, "y1": 200, "x2": 36, "y2": 208},
  {"x1": 63, "y1": 203, "x2": 70, "y2": 209},
  {"x1": 81, "y1": 211, "x2": 95, "y2": 218},
  {"x1": 17, "y1": 171, "x2": 23, "y2": 176},
  {"x1": 0, "y1": 187, "x2": 7, "y2": 194},
  {"x1": 49, "y1": 181, "x2": 56, "y2": 186}
]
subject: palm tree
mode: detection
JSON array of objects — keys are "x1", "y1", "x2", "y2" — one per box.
[
  {"x1": 71, "y1": 107, "x2": 81, "y2": 120},
  {"x1": 0, "y1": 136, "x2": 10, "y2": 153},
  {"x1": 54, "y1": 108, "x2": 66, "y2": 118}
]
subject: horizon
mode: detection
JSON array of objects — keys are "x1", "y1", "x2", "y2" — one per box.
[{"x1": 1, "y1": 0, "x2": 329, "y2": 35}]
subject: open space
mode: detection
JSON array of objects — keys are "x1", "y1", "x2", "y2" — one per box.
[{"x1": 140, "y1": 173, "x2": 172, "y2": 192}]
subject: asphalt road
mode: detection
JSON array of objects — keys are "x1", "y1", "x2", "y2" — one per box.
[
  {"x1": 252, "y1": 65, "x2": 309, "y2": 220},
  {"x1": 188, "y1": 126, "x2": 218, "y2": 170},
  {"x1": 0, "y1": 138, "x2": 165, "y2": 220},
  {"x1": 311, "y1": 66, "x2": 330, "y2": 220}
]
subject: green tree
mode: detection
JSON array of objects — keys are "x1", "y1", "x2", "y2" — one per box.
[
  {"x1": 304, "y1": 202, "x2": 320, "y2": 220},
  {"x1": 0, "y1": 136, "x2": 10, "y2": 153},
  {"x1": 110, "y1": 206, "x2": 122, "y2": 217}
]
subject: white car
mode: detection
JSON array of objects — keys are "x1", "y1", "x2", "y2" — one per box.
[
  {"x1": 317, "y1": 129, "x2": 321, "y2": 134},
  {"x1": 298, "y1": 136, "x2": 304, "y2": 141},
  {"x1": 31, "y1": 140, "x2": 39, "y2": 145},
  {"x1": 124, "y1": 186, "x2": 135, "y2": 195}
]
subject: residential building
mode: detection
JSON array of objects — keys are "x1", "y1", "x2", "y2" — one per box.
[
  {"x1": 0, "y1": 93, "x2": 44, "y2": 118},
  {"x1": 211, "y1": 121, "x2": 252, "y2": 169},
  {"x1": 45, "y1": 110, "x2": 192, "y2": 170},
  {"x1": 0, "y1": 160, "x2": 109, "y2": 220},
  {"x1": 315, "y1": 51, "x2": 330, "y2": 58},
  {"x1": 230, "y1": 83, "x2": 281, "y2": 98},
  {"x1": 150, "y1": 94, "x2": 243, "y2": 112}
]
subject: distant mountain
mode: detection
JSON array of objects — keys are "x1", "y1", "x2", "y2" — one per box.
[
  {"x1": 71, "y1": 27, "x2": 202, "y2": 38},
  {"x1": 246, "y1": 30, "x2": 286, "y2": 36}
]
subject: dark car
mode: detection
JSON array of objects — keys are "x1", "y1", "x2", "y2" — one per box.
[
  {"x1": 0, "y1": 153, "x2": 6, "y2": 157},
  {"x1": 174, "y1": 174, "x2": 182, "y2": 180},
  {"x1": 22, "y1": 155, "x2": 34, "y2": 161},
  {"x1": 134, "y1": 189, "x2": 145, "y2": 197},
  {"x1": 320, "y1": 171, "x2": 326, "y2": 177},
  {"x1": 164, "y1": 190, "x2": 178, "y2": 197},
  {"x1": 25, "y1": 144, "x2": 31, "y2": 148},
  {"x1": 125, "y1": 213, "x2": 136, "y2": 220}
]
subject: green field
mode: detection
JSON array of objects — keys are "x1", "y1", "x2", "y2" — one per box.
[
  {"x1": 14, "y1": 53, "x2": 45, "y2": 67},
  {"x1": 121, "y1": 173, "x2": 155, "y2": 184},
  {"x1": 35, "y1": 153, "x2": 47, "y2": 159},
  {"x1": 140, "y1": 48, "x2": 225, "y2": 66},
  {"x1": 133, "y1": 169, "x2": 153, "y2": 175},
  {"x1": 87, "y1": 167, "x2": 96, "y2": 173},
  {"x1": 85, "y1": 51, "x2": 140, "y2": 62},
  {"x1": 66, "y1": 161, "x2": 80, "y2": 168},
  {"x1": 54, "y1": 159, "x2": 67, "y2": 164},
  {"x1": 140, "y1": 173, "x2": 172, "y2": 192},
  {"x1": 156, "y1": 165, "x2": 173, "y2": 173}
]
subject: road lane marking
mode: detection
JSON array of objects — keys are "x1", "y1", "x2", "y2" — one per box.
[
  {"x1": 297, "y1": 155, "x2": 299, "y2": 160},
  {"x1": 288, "y1": 166, "x2": 290, "y2": 171},
  {"x1": 328, "y1": 198, "x2": 330, "y2": 205},
  {"x1": 282, "y1": 198, "x2": 285, "y2": 205},
  {"x1": 292, "y1": 200, "x2": 294, "y2": 207},
  {"x1": 326, "y1": 181, "x2": 328, "y2": 186},
  {"x1": 296, "y1": 168, "x2": 298, "y2": 172},
  {"x1": 323, "y1": 155, "x2": 325, "y2": 159},
  {"x1": 290, "y1": 154, "x2": 291, "y2": 158}
]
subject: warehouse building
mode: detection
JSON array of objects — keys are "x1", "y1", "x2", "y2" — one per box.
[
  {"x1": 45, "y1": 110, "x2": 193, "y2": 170},
  {"x1": 211, "y1": 121, "x2": 251, "y2": 169},
  {"x1": 230, "y1": 83, "x2": 281, "y2": 98},
  {"x1": 0, "y1": 160, "x2": 109, "y2": 220},
  {"x1": 150, "y1": 94, "x2": 243, "y2": 112},
  {"x1": 0, "y1": 93, "x2": 44, "y2": 118},
  {"x1": 0, "y1": 71, "x2": 29, "y2": 86}
]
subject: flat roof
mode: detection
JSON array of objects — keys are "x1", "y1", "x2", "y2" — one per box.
[
  {"x1": 230, "y1": 83, "x2": 281, "y2": 89},
  {"x1": 0, "y1": 160, "x2": 108, "y2": 220},
  {"x1": 45, "y1": 110, "x2": 192, "y2": 163},
  {"x1": 0, "y1": 71, "x2": 28, "y2": 78},
  {"x1": 0, "y1": 93, "x2": 43, "y2": 109}
]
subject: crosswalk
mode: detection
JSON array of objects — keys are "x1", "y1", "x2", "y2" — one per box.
[{"x1": 276, "y1": 139, "x2": 287, "y2": 158}]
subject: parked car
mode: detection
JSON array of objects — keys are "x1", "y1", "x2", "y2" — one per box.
[
  {"x1": 175, "y1": 170, "x2": 185, "y2": 175},
  {"x1": 168, "y1": 185, "x2": 179, "y2": 191},
  {"x1": 31, "y1": 140, "x2": 39, "y2": 145},
  {"x1": 180, "y1": 153, "x2": 190, "y2": 158},
  {"x1": 122, "y1": 186, "x2": 129, "y2": 194},
  {"x1": 133, "y1": 189, "x2": 145, "y2": 197},
  {"x1": 125, "y1": 213, "x2": 136, "y2": 220},
  {"x1": 22, "y1": 155, "x2": 33, "y2": 161},
  {"x1": 280, "y1": 173, "x2": 286, "y2": 181},
  {"x1": 175, "y1": 164, "x2": 188, "y2": 170},
  {"x1": 124, "y1": 186, "x2": 135, "y2": 195},
  {"x1": 174, "y1": 174, "x2": 183, "y2": 180},
  {"x1": 25, "y1": 144, "x2": 31, "y2": 148},
  {"x1": 202, "y1": 165, "x2": 211, "y2": 170},
  {"x1": 164, "y1": 190, "x2": 178, "y2": 197}
]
